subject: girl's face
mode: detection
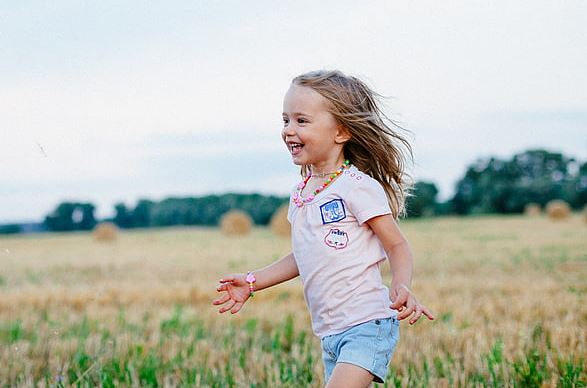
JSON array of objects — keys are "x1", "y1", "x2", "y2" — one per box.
[{"x1": 281, "y1": 84, "x2": 349, "y2": 171}]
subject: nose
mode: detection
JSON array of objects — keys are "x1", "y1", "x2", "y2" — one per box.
[{"x1": 282, "y1": 121, "x2": 296, "y2": 138}]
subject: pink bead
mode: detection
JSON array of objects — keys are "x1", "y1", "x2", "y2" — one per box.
[{"x1": 307, "y1": 195, "x2": 314, "y2": 201}]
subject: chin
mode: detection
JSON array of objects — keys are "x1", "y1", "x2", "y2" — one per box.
[{"x1": 291, "y1": 156, "x2": 304, "y2": 166}]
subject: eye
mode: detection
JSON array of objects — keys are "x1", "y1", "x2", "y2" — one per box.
[
  {"x1": 297, "y1": 118, "x2": 307, "y2": 124},
  {"x1": 282, "y1": 117, "x2": 289, "y2": 125}
]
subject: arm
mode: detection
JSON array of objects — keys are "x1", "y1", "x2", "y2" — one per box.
[
  {"x1": 212, "y1": 252, "x2": 299, "y2": 314},
  {"x1": 370, "y1": 215, "x2": 413, "y2": 289},
  {"x1": 367, "y1": 214, "x2": 435, "y2": 324},
  {"x1": 250, "y1": 251, "x2": 298, "y2": 291}
]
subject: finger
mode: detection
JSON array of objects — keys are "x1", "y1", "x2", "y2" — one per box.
[
  {"x1": 219, "y1": 275, "x2": 236, "y2": 283},
  {"x1": 230, "y1": 302, "x2": 244, "y2": 314},
  {"x1": 389, "y1": 299, "x2": 402, "y2": 309},
  {"x1": 409, "y1": 307, "x2": 423, "y2": 325},
  {"x1": 212, "y1": 293, "x2": 230, "y2": 305},
  {"x1": 397, "y1": 303, "x2": 417, "y2": 320},
  {"x1": 218, "y1": 299, "x2": 236, "y2": 313},
  {"x1": 390, "y1": 292, "x2": 408, "y2": 309},
  {"x1": 216, "y1": 283, "x2": 229, "y2": 292},
  {"x1": 389, "y1": 293, "x2": 408, "y2": 310},
  {"x1": 421, "y1": 306, "x2": 435, "y2": 320}
]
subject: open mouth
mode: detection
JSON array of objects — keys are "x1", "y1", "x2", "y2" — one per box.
[{"x1": 288, "y1": 142, "x2": 304, "y2": 155}]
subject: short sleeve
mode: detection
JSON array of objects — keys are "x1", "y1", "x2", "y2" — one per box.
[{"x1": 345, "y1": 178, "x2": 392, "y2": 225}]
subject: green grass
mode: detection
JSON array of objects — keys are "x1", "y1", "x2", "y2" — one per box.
[
  {"x1": 1, "y1": 216, "x2": 585, "y2": 386},
  {"x1": 1, "y1": 308, "x2": 585, "y2": 387}
]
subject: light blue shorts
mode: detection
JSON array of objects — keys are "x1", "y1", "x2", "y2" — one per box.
[{"x1": 320, "y1": 317, "x2": 400, "y2": 384}]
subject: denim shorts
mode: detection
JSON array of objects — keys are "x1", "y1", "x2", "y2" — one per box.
[{"x1": 320, "y1": 317, "x2": 400, "y2": 384}]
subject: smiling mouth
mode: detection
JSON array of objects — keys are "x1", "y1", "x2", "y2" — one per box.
[{"x1": 288, "y1": 142, "x2": 304, "y2": 155}]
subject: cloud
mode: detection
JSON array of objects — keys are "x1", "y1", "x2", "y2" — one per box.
[{"x1": 1, "y1": 1, "x2": 587, "y2": 222}]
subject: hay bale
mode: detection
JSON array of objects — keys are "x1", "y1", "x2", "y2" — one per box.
[
  {"x1": 545, "y1": 200, "x2": 571, "y2": 220},
  {"x1": 93, "y1": 222, "x2": 118, "y2": 242},
  {"x1": 270, "y1": 204, "x2": 290, "y2": 237},
  {"x1": 524, "y1": 203, "x2": 541, "y2": 216},
  {"x1": 220, "y1": 210, "x2": 253, "y2": 236}
]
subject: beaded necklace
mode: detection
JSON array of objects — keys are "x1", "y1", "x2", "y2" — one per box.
[
  {"x1": 293, "y1": 160, "x2": 350, "y2": 207},
  {"x1": 311, "y1": 171, "x2": 336, "y2": 178}
]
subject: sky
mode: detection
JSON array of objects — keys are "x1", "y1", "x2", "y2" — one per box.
[{"x1": 1, "y1": 1, "x2": 586, "y2": 223}]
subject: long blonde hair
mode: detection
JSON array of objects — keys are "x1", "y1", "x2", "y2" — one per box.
[{"x1": 292, "y1": 69, "x2": 413, "y2": 219}]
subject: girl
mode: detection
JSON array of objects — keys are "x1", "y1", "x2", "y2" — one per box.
[{"x1": 213, "y1": 70, "x2": 434, "y2": 387}]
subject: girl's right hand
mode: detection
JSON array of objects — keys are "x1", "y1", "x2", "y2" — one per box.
[{"x1": 212, "y1": 274, "x2": 251, "y2": 314}]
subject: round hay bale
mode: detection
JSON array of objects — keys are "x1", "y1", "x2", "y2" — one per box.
[
  {"x1": 524, "y1": 203, "x2": 541, "y2": 216},
  {"x1": 545, "y1": 200, "x2": 571, "y2": 220},
  {"x1": 220, "y1": 210, "x2": 253, "y2": 236},
  {"x1": 93, "y1": 222, "x2": 119, "y2": 242},
  {"x1": 270, "y1": 204, "x2": 290, "y2": 237}
]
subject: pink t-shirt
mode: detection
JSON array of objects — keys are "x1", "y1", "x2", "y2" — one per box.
[{"x1": 287, "y1": 165, "x2": 396, "y2": 338}]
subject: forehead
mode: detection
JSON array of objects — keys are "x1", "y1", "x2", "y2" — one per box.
[{"x1": 283, "y1": 84, "x2": 330, "y2": 114}]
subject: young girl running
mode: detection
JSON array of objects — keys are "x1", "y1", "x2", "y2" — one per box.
[{"x1": 213, "y1": 70, "x2": 434, "y2": 387}]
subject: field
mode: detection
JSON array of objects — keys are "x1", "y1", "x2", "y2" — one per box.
[{"x1": 0, "y1": 215, "x2": 586, "y2": 387}]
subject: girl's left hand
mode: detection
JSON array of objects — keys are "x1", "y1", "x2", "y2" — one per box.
[{"x1": 389, "y1": 283, "x2": 435, "y2": 325}]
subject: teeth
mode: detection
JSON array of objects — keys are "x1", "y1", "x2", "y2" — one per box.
[{"x1": 289, "y1": 143, "x2": 303, "y2": 152}]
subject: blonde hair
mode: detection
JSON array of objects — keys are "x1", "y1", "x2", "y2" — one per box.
[{"x1": 292, "y1": 69, "x2": 413, "y2": 219}]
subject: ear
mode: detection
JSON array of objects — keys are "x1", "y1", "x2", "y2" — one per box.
[{"x1": 335, "y1": 125, "x2": 351, "y2": 144}]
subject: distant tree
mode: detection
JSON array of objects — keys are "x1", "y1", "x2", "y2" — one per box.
[
  {"x1": 44, "y1": 202, "x2": 76, "y2": 231},
  {"x1": 571, "y1": 161, "x2": 587, "y2": 207},
  {"x1": 0, "y1": 224, "x2": 21, "y2": 234},
  {"x1": 234, "y1": 193, "x2": 287, "y2": 225},
  {"x1": 451, "y1": 149, "x2": 584, "y2": 214},
  {"x1": 44, "y1": 202, "x2": 97, "y2": 231},
  {"x1": 406, "y1": 181, "x2": 439, "y2": 217},
  {"x1": 150, "y1": 198, "x2": 189, "y2": 226},
  {"x1": 77, "y1": 203, "x2": 97, "y2": 230},
  {"x1": 113, "y1": 202, "x2": 134, "y2": 228},
  {"x1": 434, "y1": 200, "x2": 455, "y2": 216},
  {"x1": 146, "y1": 194, "x2": 288, "y2": 227},
  {"x1": 132, "y1": 199, "x2": 154, "y2": 228}
]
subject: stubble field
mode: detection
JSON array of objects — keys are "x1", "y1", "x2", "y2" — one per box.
[{"x1": 0, "y1": 215, "x2": 585, "y2": 387}]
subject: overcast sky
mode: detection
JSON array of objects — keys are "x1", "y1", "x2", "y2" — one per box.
[{"x1": 1, "y1": 1, "x2": 586, "y2": 223}]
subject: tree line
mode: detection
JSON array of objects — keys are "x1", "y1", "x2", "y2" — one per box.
[
  {"x1": 408, "y1": 149, "x2": 586, "y2": 216},
  {"x1": 0, "y1": 149, "x2": 585, "y2": 234},
  {"x1": 35, "y1": 194, "x2": 289, "y2": 233}
]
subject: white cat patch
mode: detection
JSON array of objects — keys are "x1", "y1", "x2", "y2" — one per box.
[{"x1": 324, "y1": 228, "x2": 349, "y2": 249}]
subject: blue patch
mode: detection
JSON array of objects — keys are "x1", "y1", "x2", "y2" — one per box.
[{"x1": 320, "y1": 199, "x2": 346, "y2": 224}]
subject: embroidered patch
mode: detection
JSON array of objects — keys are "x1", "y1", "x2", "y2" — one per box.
[
  {"x1": 324, "y1": 228, "x2": 349, "y2": 249},
  {"x1": 319, "y1": 199, "x2": 346, "y2": 224}
]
